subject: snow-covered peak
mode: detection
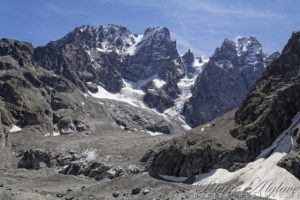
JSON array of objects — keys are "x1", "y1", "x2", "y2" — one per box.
[
  {"x1": 211, "y1": 36, "x2": 268, "y2": 72},
  {"x1": 99, "y1": 24, "x2": 134, "y2": 40},
  {"x1": 235, "y1": 36, "x2": 262, "y2": 57},
  {"x1": 96, "y1": 24, "x2": 142, "y2": 55}
]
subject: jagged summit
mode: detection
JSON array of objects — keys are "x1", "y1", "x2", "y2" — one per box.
[
  {"x1": 141, "y1": 26, "x2": 171, "y2": 44},
  {"x1": 235, "y1": 36, "x2": 262, "y2": 55},
  {"x1": 212, "y1": 36, "x2": 267, "y2": 71},
  {"x1": 182, "y1": 36, "x2": 280, "y2": 127}
]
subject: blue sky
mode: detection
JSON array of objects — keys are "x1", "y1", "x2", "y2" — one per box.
[{"x1": 1, "y1": 0, "x2": 300, "y2": 58}]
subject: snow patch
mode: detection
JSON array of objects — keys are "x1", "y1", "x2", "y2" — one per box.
[
  {"x1": 126, "y1": 35, "x2": 143, "y2": 55},
  {"x1": 82, "y1": 149, "x2": 98, "y2": 161},
  {"x1": 146, "y1": 131, "x2": 164, "y2": 136},
  {"x1": 44, "y1": 133, "x2": 50, "y2": 137},
  {"x1": 53, "y1": 131, "x2": 60, "y2": 136},
  {"x1": 9, "y1": 125, "x2": 21, "y2": 132},
  {"x1": 89, "y1": 74, "x2": 166, "y2": 108},
  {"x1": 152, "y1": 78, "x2": 166, "y2": 88},
  {"x1": 193, "y1": 58, "x2": 204, "y2": 73},
  {"x1": 96, "y1": 47, "x2": 112, "y2": 53},
  {"x1": 79, "y1": 25, "x2": 88, "y2": 32}
]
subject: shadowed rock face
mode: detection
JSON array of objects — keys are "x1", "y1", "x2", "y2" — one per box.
[
  {"x1": 181, "y1": 49, "x2": 201, "y2": 78},
  {"x1": 182, "y1": 37, "x2": 280, "y2": 128},
  {"x1": 142, "y1": 32, "x2": 300, "y2": 177},
  {"x1": 0, "y1": 39, "x2": 94, "y2": 134}
]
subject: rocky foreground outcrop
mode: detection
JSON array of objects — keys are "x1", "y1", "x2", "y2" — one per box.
[{"x1": 142, "y1": 31, "x2": 300, "y2": 177}]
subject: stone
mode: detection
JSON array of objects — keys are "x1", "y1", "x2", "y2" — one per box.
[
  {"x1": 131, "y1": 187, "x2": 141, "y2": 195},
  {"x1": 126, "y1": 165, "x2": 140, "y2": 174},
  {"x1": 58, "y1": 117, "x2": 76, "y2": 135},
  {"x1": 112, "y1": 191, "x2": 120, "y2": 198},
  {"x1": 142, "y1": 188, "x2": 150, "y2": 195},
  {"x1": 105, "y1": 167, "x2": 123, "y2": 179}
]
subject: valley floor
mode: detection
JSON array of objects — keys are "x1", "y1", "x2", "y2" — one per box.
[{"x1": 0, "y1": 125, "x2": 267, "y2": 200}]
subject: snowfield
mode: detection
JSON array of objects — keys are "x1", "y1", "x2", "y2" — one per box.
[{"x1": 88, "y1": 74, "x2": 165, "y2": 108}]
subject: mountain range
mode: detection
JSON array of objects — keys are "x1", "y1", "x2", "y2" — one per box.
[
  {"x1": 3, "y1": 24, "x2": 300, "y2": 200},
  {"x1": 0, "y1": 24, "x2": 279, "y2": 134}
]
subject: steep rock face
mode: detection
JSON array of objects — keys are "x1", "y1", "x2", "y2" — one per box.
[
  {"x1": 142, "y1": 32, "x2": 299, "y2": 177},
  {"x1": 132, "y1": 27, "x2": 184, "y2": 111},
  {"x1": 125, "y1": 26, "x2": 183, "y2": 81},
  {"x1": 181, "y1": 49, "x2": 202, "y2": 78},
  {"x1": 0, "y1": 39, "x2": 98, "y2": 134},
  {"x1": 183, "y1": 37, "x2": 279, "y2": 127},
  {"x1": 34, "y1": 25, "x2": 124, "y2": 93}
]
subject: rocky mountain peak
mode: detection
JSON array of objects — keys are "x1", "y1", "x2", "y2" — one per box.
[
  {"x1": 0, "y1": 39, "x2": 34, "y2": 67},
  {"x1": 282, "y1": 31, "x2": 300, "y2": 56},
  {"x1": 263, "y1": 51, "x2": 280, "y2": 67},
  {"x1": 213, "y1": 38, "x2": 237, "y2": 61},
  {"x1": 235, "y1": 36, "x2": 262, "y2": 57},
  {"x1": 182, "y1": 49, "x2": 194, "y2": 63},
  {"x1": 142, "y1": 26, "x2": 171, "y2": 43},
  {"x1": 181, "y1": 49, "x2": 203, "y2": 78},
  {"x1": 182, "y1": 36, "x2": 279, "y2": 128},
  {"x1": 97, "y1": 24, "x2": 140, "y2": 55},
  {"x1": 210, "y1": 36, "x2": 276, "y2": 73}
]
